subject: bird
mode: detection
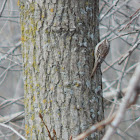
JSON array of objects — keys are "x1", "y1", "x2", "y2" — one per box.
[{"x1": 91, "y1": 39, "x2": 110, "y2": 77}]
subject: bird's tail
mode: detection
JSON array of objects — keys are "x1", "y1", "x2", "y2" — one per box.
[{"x1": 91, "y1": 63, "x2": 99, "y2": 78}]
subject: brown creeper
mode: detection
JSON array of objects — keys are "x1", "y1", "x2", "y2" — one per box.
[{"x1": 91, "y1": 39, "x2": 110, "y2": 77}]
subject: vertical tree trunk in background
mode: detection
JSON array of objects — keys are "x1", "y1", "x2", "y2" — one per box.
[{"x1": 20, "y1": 0, "x2": 104, "y2": 139}]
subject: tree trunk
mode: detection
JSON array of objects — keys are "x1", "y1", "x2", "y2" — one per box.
[{"x1": 20, "y1": 0, "x2": 104, "y2": 139}]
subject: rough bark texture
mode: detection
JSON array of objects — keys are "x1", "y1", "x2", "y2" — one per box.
[{"x1": 20, "y1": 0, "x2": 104, "y2": 139}]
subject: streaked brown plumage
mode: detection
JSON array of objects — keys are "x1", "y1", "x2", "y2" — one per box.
[{"x1": 91, "y1": 39, "x2": 110, "y2": 77}]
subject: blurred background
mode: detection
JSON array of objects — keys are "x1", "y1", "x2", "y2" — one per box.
[{"x1": 0, "y1": 0, "x2": 139, "y2": 139}]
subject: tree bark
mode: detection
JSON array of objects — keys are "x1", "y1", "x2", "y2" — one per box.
[{"x1": 20, "y1": 0, "x2": 104, "y2": 139}]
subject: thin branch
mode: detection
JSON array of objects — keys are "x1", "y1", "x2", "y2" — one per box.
[
  {"x1": 109, "y1": 31, "x2": 139, "y2": 42},
  {"x1": 0, "y1": 41, "x2": 21, "y2": 62},
  {"x1": 100, "y1": 0, "x2": 131, "y2": 21},
  {"x1": 118, "y1": 39, "x2": 140, "y2": 65},
  {"x1": 102, "y1": 64, "x2": 140, "y2": 140},
  {"x1": 119, "y1": 12, "x2": 140, "y2": 32},
  {"x1": 100, "y1": 0, "x2": 119, "y2": 21},
  {"x1": 130, "y1": 8, "x2": 140, "y2": 19},
  {"x1": 73, "y1": 113, "x2": 116, "y2": 140},
  {"x1": 0, "y1": 0, "x2": 7, "y2": 16},
  {"x1": 0, "y1": 111, "x2": 24, "y2": 123},
  {"x1": 39, "y1": 113, "x2": 53, "y2": 140},
  {"x1": 124, "y1": 116, "x2": 140, "y2": 132},
  {"x1": 0, "y1": 97, "x2": 24, "y2": 110},
  {"x1": 0, "y1": 123, "x2": 26, "y2": 140}
]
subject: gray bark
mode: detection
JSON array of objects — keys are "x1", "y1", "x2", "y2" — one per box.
[{"x1": 20, "y1": 0, "x2": 104, "y2": 139}]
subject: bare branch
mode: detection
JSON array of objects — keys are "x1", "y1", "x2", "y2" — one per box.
[
  {"x1": 0, "y1": 123, "x2": 26, "y2": 140},
  {"x1": 0, "y1": 111, "x2": 24, "y2": 123},
  {"x1": 124, "y1": 116, "x2": 140, "y2": 132},
  {"x1": 0, "y1": 0, "x2": 7, "y2": 16},
  {"x1": 73, "y1": 113, "x2": 116, "y2": 140},
  {"x1": 119, "y1": 15, "x2": 140, "y2": 32},
  {"x1": 102, "y1": 64, "x2": 140, "y2": 140},
  {"x1": 0, "y1": 41, "x2": 21, "y2": 62},
  {"x1": 118, "y1": 39, "x2": 140, "y2": 65}
]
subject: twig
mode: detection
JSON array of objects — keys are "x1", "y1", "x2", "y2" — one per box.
[
  {"x1": 100, "y1": 0, "x2": 119, "y2": 22},
  {"x1": 109, "y1": 31, "x2": 139, "y2": 42},
  {"x1": 118, "y1": 39, "x2": 140, "y2": 65},
  {"x1": 0, "y1": 111, "x2": 24, "y2": 123},
  {"x1": 73, "y1": 113, "x2": 116, "y2": 140},
  {"x1": 0, "y1": 0, "x2": 7, "y2": 16},
  {"x1": 102, "y1": 64, "x2": 140, "y2": 140},
  {"x1": 103, "y1": 63, "x2": 138, "y2": 92},
  {"x1": 39, "y1": 113, "x2": 53, "y2": 140},
  {"x1": 53, "y1": 129, "x2": 57, "y2": 140},
  {"x1": 0, "y1": 97, "x2": 24, "y2": 110},
  {"x1": 100, "y1": 0, "x2": 130, "y2": 21},
  {"x1": 119, "y1": 12, "x2": 140, "y2": 32},
  {"x1": 124, "y1": 116, "x2": 140, "y2": 132},
  {"x1": 130, "y1": 8, "x2": 140, "y2": 19},
  {"x1": 0, "y1": 41, "x2": 21, "y2": 62},
  {"x1": 0, "y1": 123, "x2": 26, "y2": 140}
]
